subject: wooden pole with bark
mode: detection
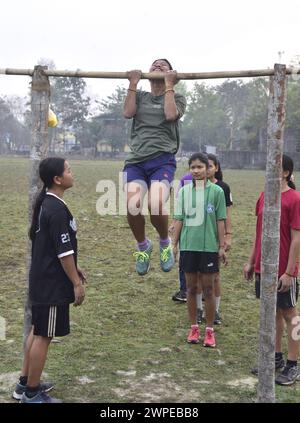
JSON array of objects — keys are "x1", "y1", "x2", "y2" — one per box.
[
  {"x1": 1, "y1": 67, "x2": 299, "y2": 80},
  {"x1": 258, "y1": 64, "x2": 287, "y2": 403},
  {"x1": 23, "y1": 66, "x2": 50, "y2": 343}
]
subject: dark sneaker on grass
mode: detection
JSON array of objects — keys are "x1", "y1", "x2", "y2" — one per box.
[
  {"x1": 250, "y1": 367, "x2": 258, "y2": 376},
  {"x1": 275, "y1": 365, "x2": 300, "y2": 386},
  {"x1": 133, "y1": 241, "x2": 153, "y2": 276},
  {"x1": 251, "y1": 357, "x2": 285, "y2": 376},
  {"x1": 20, "y1": 391, "x2": 62, "y2": 403},
  {"x1": 12, "y1": 381, "x2": 54, "y2": 401},
  {"x1": 197, "y1": 309, "x2": 204, "y2": 324},
  {"x1": 172, "y1": 290, "x2": 187, "y2": 302},
  {"x1": 214, "y1": 311, "x2": 222, "y2": 325}
]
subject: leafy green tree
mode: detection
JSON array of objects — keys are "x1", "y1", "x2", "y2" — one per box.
[
  {"x1": 51, "y1": 75, "x2": 90, "y2": 147},
  {"x1": 80, "y1": 117, "x2": 103, "y2": 157},
  {"x1": 175, "y1": 81, "x2": 190, "y2": 99},
  {"x1": 181, "y1": 83, "x2": 229, "y2": 152},
  {"x1": 94, "y1": 86, "x2": 129, "y2": 155},
  {"x1": 241, "y1": 78, "x2": 268, "y2": 151},
  {"x1": 286, "y1": 78, "x2": 300, "y2": 151},
  {"x1": 0, "y1": 97, "x2": 30, "y2": 153},
  {"x1": 216, "y1": 80, "x2": 249, "y2": 149}
]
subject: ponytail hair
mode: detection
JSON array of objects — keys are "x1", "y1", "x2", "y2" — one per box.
[
  {"x1": 282, "y1": 154, "x2": 296, "y2": 190},
  {"x1": 29, "y1": 185, "x2": 47, "y2": 241},
  {"x1": 29, "y1": 157, "x2": 65, "y2": 241},
  {"x1": 288, "y1": 176, "x2": 296, "y2": 190},
  {"x1": 207, "y1": 153, "x2": 223, "y2": 181}
]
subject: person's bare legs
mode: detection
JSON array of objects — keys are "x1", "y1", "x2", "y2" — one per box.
[
  {"x1": 27, "y1": 336, "x2": 52, "y2": 388},
  {"x1": 276, "y1": 308, "x2": 285, "y2": 354},
  {"x1": 21, "y1": 326, "x2": 34, "y2": 377},
  {"x1": 148, "y1": 181, "x2": 170, "y2": 239},
  {"x1": 214, "y1": 273, "x2": 221, "y2": 310},
  {"x1": 214, "y1": 273, "x2": 221, "y2": 298},
  {"x1": 201, "y1": 273, "x2": 216, "y2": 328},
  {"x1": 127, "y1": 214, "x2": 146, "y2": 243},
  {"x1": 196, "y1": 274, "x2": 204, "y2": 321},
  {"x1": 197, "y1": 276, "x2": 203, "y2": 294},
  {"x1": 149, "y1": 181, "x2": 174, "y2": 271},
  {"x1": 214, "y1": 273, "x2": 222, "y2": 323},
  {"x1": 275, "y1": 306, "x2": 300, "y2": 385},
  {"x1": 282, "y1": 307, "x2": 300, "y2": 361},
  {"x1": 185, "y1": 273, "x2": 198, "y2": 325},
  {"x1": 126, "y1": 182, "x2": 148, "y2": 243}
]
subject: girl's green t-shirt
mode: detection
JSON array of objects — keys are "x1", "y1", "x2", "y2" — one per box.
[
  {"x1": 125, "y1": 90, "x2": 186, "y2": 165},
  {"x1": 174, "y1": 180, "x2": 227, "y2": 252}
]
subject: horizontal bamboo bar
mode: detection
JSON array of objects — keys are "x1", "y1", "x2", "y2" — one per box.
[{"x1": 0, "y1": 67, "x2": 299, "y2": 80}]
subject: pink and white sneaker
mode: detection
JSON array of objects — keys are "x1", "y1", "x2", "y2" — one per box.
[
  {"x1": 187, "y1": 325, "x2": 200, "y2": 344},
  {"x1": 203, "y1": 327, "x2": 216, "y2": 348}
]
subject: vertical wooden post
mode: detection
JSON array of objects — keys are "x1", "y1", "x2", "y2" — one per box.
[
  {"x1": 258, "y1": 64, "x2": 287, "y2": 402},
  {"x1": 23, "y1": 66, "x2": 50, "y2": 343}
]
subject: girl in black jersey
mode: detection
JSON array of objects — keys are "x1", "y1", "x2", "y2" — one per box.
[
  {"x1": 197, "y1": 154, "x2": 233, "y2": 325},
  {"x1": 14, "y1": 158, "x2": 86, "y2": 403}
]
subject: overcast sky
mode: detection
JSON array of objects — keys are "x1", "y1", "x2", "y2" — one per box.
[{"x1": 1, "y1": 0, "x2": 299, "y2": 102}]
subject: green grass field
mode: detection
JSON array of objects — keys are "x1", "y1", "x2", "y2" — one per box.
[{"x1": 0, "y1": 157, "x2": 299, "y2": 403}]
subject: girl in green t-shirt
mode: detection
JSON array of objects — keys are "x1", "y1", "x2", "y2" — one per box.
[{"x1": 172, "y1": 153, "x2": 227, "y2": 348}]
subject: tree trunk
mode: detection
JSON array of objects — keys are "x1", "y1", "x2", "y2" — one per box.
[
  {"x1": 23, "y1": 66, "x2": 50, "y2": 346},
  {"x1": 258, "y1": 127, "x2": 264, "y2": 152},
  {"x1": 229, "y1": 124, "x2": 234, "y2": 150},
  {"x1": 258, "y1": 64, "x2": 287, "y2": 403}
]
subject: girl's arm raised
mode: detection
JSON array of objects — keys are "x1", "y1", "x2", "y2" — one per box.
[{"x1": 123, "y1": 70, "x2": 141, "y2": 118}]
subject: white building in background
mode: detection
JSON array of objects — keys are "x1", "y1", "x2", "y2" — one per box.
[
  {"x1": 204, "y1": 145, "x2": 217, "y2": 155},
  {"x1": 53, "y1": 132, "x2": 78, "y2": 154}
]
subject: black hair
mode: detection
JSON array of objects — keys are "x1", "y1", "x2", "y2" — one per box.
[
  {"x1": 282, "y1": 154, "x2": 296, "y2": 190},
  {"x1": 29, "y1": 157, "x2": 66, "y2": 241},
  {"x1": 188, "y1": 152, "x2": 209, "y2": 168},
  {"x1": 207, "y1": 153, "x2": 223, "y2": 181},
  {"x1": 152, "y1": 58, "x2": 173, "y2": 70}
]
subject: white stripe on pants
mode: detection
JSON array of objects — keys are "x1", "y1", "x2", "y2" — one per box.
[
  {"x1": 47, "y1": 306, "x2": 57, "y2": 337},
  {"x1": 291, "y1": 278, "x2": 297, "y2": 307}
]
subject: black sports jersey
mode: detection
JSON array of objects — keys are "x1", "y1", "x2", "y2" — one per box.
[
  {"x1": 216, "y1": 180, "x2": 233, "y2": 207},
  {"x1": 29, "y1": 193, "x2": 77, "y2": 306}
]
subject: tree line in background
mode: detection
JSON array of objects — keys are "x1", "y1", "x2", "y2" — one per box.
[{"x1": 1, "y1": 59, "x2": 300, "y2": 156}]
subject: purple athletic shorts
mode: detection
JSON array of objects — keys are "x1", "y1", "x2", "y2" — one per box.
[{"x1": 123, "y1": 153, "x2": 177, "y2": 187}]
